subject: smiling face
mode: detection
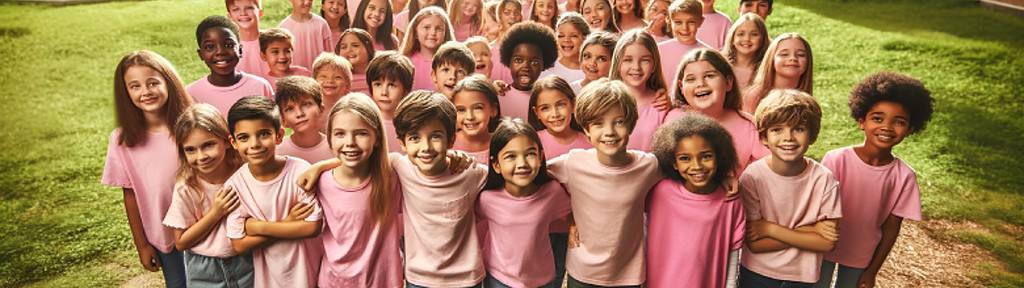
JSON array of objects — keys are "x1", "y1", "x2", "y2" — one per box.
[
  {"x1": 500, "y1": 3, "x2": 524, "y2": 27},
  {"x1": 316, "y1": 66, "x2": 352, "y2": 102},
  {"x1": 583, "y1": 105, "x2": 631, "y2": 162},
  {"x1": 732, "y1": 20, "x2": 762, "y2": 57},
  {"x1": 533, "y1": 90, "x2": 574, "y2": 134},
  {"x1": 337, "y1": 33, "x2": 369, "y2": 69},
  {"x1": 432, "y1": 63, "x2": 469, "y2": 97},
  {"x1": 289, "y1": 0, "x2": 313, "y2": 15},
  {"x1": 453, "y1": 90, "x2": 498, "y2": 138},
  {"x1": 261, "y1": 40, "x2": 294, "y2": 74},
  {"x1": 556, "y1": 23, "x2": 584, "y2": 60},
  {"x1": 859, "y1": 101, "x2": 910, "y2": 151},
  {"x1": 329, "y1": 110, "x2": 377, "y2": 171},
  {"x1": 466, "y1": 42, "x2": 493, "y2": 78},
  {"x1": 679, "y1": 60, "x2": 732, "y2": 112},
  {"x1": 614, "y1": 0, "x2": 635, "y2": 15},
  {"x1": 581, "y1": 0, "x2": 611, "y2": 30},
  {"x1": 535, "y1": 0, "x2": 558, "y2": 22},
  {"x1": 198, "y1": 27, "x2": 242, "y2": 77},
  {"x1": 645, "y1": 0, "x2": 668, "y2": 24},
  {"x1": 670, "y1": 11, "x2": 702, "y2": 45},
  {"x1": 231, "y1": 119, "x2": 284, "y2": 167},
  {"x1": 773, "y1": 38, "x2": 808, "y2": 81},
  {"x1": 493, "y1": 135, "x2": 542, "y2": 191},
  {"x1": 228, "y1": 0, "x2": 262, "y2": 30},
  {"x1": 371, "y1": 78, "x2": 407, "y2": 118},
  {"x1": 364, "y1": 0, "x2": 388, "y2": 30},
  {"x1": 401, "y1": 118, "x2": 451, "y2": 176},
  {"x1": 510, "y1": 43, "x2": 544, "y2": 90},
  {"x1": 461, "y1": 0, "x2": 481, "y2": 17},
  {"x1": 183, "y1": 129, "x2": 230, "y2": 176},
  {"x1": 761, "y1": 122, "x2": 810, "y2": 164},
  {"x1": 739, "y1": 0, "x2": 771, "y2": 19},
  {"x1": 124, "y1": 65, "x2": 170, "y2": 117},
  {"x1": 617, "y1": 43, "x2": 654, "y2": 90},
  {"x1": 322, "y1": 0, "x2": 347, "y2": 21},
  {"x1": 580, "y1": 44, "x2": 612, "y2": 81},
  {"x1": 416, "y1": 15, "x2": 447, "y2": 53},
  {"x1": 280, "y1": 95, "x2": 324, "y2": 133},
  {"x1": 672, "y1": 135, "x2": 717, "y2": 193}
]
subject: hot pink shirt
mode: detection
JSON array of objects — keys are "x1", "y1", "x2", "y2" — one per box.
[
  {"x1": 539, "y1": 61, "x2": 585, "y2": 84},
  {"x1": 101, "y1": 129, "x2": 178, "y2": 253},
  {"x1": 666, "y1": 109, "x2": 768, "y2": 171},
  {"x1": 547, "y1": 149, "x2": 663, "y2": 286},
  {"x1": 822, "y1": 147, "x2": 922, "y2": 269},
  {"x1": 225, "y1": 157, "x2": 324, "y2": 288},
  {"x1": 696, "y1": 11, "x2": 732, "y2": 50},
  {"x1": 278, "y1": 14, "x2": 334, "y2": 69},
  {"x1": 537, "y1": 130, "x2": 592, "y2": 160},
  {"x1": 477, "y1": 181, "x2": 572, "y2": 288},
  {"x1": 262, "y1": 66, "x2": 313, "y2": 91},
  {"x1": 499, "y1": 87, "x2": 532, "y2": 121},
  {"x1": 657, "y1": 39, "x2": 711, "y2": 89},
  {"x1": 627, "y1": 103, "x2": 670, "y2": 151},
  {"x1": 739, "y1": 158, "x2": 842, "y2": 283},
  {"x1": 646, "y1": 180, "x2": 744, "y2": 288},
  {"x1": 278, "y1": 134, "x2": 334, "y2": 164},
  {"x1": 186, "y1": 72, "x2": 274, "y2": 118},
  {"x1": 389, "y1": 153, "x2": 488, "y2": 287},
  {"x1": 453, "y1": 21, "x2": 478, "y2": 41},
  {"x1": 316, "y1": 170, "x2": 404, "y2": 288},
  {"x1": 239, "y1": 39, "x2": 270, "y2": 77},
  {"x1": 162, "y1": 179, "x2": 237, "y2": 258}
]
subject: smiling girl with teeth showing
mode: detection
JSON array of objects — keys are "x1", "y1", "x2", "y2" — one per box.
[
  {"x1": 539, "y1": 13, "x2": 590, "y2": 84},
  {"x1": 609, "y1": 29, "x2": 673, "y2": 151},
  {"x1": 188, "y1": 15, "x2": 274, "y2": 118},
  {"x1": 721, "y1": 13, "x2": 769, "y2": 92},
  {"x1": 452, "y1": 75, "x2": 502, "y2": 164},
  {"x1": 742, "y1": 32, "x2": 814, "y2": 114},
  {"x1": 497, "y1": 22, "x2": 559, "y2": 121},
  {"x1": 401, "y1": 7, "x2": 456, "y2": 91}
]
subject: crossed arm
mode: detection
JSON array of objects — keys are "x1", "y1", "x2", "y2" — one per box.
[{"x1": 746, "y1": 218, "x2": 839, "y2": 253}]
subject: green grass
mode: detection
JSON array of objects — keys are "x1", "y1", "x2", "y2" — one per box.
[{"x1": 0, "y1": 0, "x2": 1021, "y2": 286}]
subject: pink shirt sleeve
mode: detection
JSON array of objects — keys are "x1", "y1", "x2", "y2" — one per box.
[
  {"x1": 817, "y1": 177, "x2": 842, "y2": 221},
  {"x1": 730, "y1": 200, "x2": 746, "y2": 250},
  {"x1": 101, "y1": 130, "x2": 132, "y2": 188},
  {"x1": 546, "y1": 152, "x2": 570, "y2": 184},
  {"x1": 224, "y1": 176, "x2": 248, "y2": 239},
  {"x1": 162, "y1": 183, "x2": 200, "y2": 230},
  {"x1": 891, "y1": 168, "x2": 922, "y2": 221},
  {"x1": 738, "y1": 172, "x2": 762, "y2": 221}
]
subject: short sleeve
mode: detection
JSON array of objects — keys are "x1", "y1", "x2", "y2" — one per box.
[
  {"x1": 224, "y1": 180, "x2": 247, "y2": 239},
  {"x1": 162, "y1": 183, "x2": 200, "y2": 230},
  {"x1": 299, "y1": 190, "x2": 324, "y2": 222},
  {"x1": 891, "y1": 168, "x2": 923, "y2": 221},
  {"x1": 729, "y1": 200, "x2": 746, "y2": 250},
  {"x1": 739, "y1": 172, "x2": 762, "y2": 221},
  {"x1": 546, "y1": 153, "x2": 570, "y2": 184},
  {"x1": 549, "y1": 183, "x2": 572, "y2": 221},
  {"x1": 101, "y1": 130, "x2": 132, "y2": 188},
  {"x1": 817, "y1": 174, "x2": 843, "y2": 221}
]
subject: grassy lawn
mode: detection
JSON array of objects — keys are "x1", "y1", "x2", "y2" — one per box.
[{"x1": 0, "y1": 0, "x2": 1021, "y2": 286}]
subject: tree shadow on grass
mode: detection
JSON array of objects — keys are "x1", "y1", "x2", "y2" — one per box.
[{"x1": 784, "y1": 0, "x2": 1024, "y2": 48}]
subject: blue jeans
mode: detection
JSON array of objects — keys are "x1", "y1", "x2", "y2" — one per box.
[
  {"x1": 813, "y1": 260, "x2": 866, "y2": 288},
  {"x1": 155, "y1": 248, "x2": 187, "y2": 288},
  {"x1": 739, "y1": 266, "x2": 813, "y2": 288},
  {"x1": 184, "y1": 251, "x2": 255, "y2": 288},
  {"x1": 550, "y1": 233, "x2": 568, "y2": 288}
]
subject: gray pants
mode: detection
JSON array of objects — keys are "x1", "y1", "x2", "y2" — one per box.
[{"x1": 184, "y1": 251, "x2": 255, "y2": 288}]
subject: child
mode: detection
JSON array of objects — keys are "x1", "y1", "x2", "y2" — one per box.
[
  {"x1": 496, "y1": 0, "x2": 525, "y2": 43},
  {"x1": 740, "y1": 89, "x2": 840, "y2": 286},
  {"x1": 609, "y1": 29, "x2": 670, "y2": 151},
  {"x1": 644, "y1": 0, "x2": 671, "y2": 42},
  {"x1": 658, "y1": 0, "x2": 711, "y2": 87},
  {"x1": 671, "y1": 48, "x2": 767, "y2": 171},
  {"x1": 352, "y1": 0, "x2": 399, "y2": 50},
  {"x1": 366, "y1": 51, "x2": 415, "y2": 154},
  {"x1": 613, "y1": 0, "x2": 645, "y2": 31},
  {"x1": 570, "y1": 31, "x2": 618, "y2": 93},
  {"x1": 316, "y1": 93, "x2": 404, "y2": 287},
  {"x1": 103, "y1": 50, "x2": 194, "y2": 287},
  {"x1": 449, "y1": 0, "x2": 484, "y2": 41},
  {"x1": 396, "y1": 0, "x2": 449, "y2": 41},
  {"x1": 452, "y1": 75, "x2": 502, "y2": 164},
  {"x1": 539, "y1": 13, "x2": 590, "y2": 84},
  {"x1": 738, "y1": 0, "x2": 772, "y2": 21},
  {"x1": 695, "y1": 0, "x2": 732, "y2": 50},
  {"x1": 580, "y1": 0, "x2": 619, "y2": 33},
  {"x1": 720, "y1": 13, "x2": 769, "y2": 91},
  {"x1": 478, "y1": 118, "x2": 571, "y2": 288},
  {"x1": 278, "y1": 0, "x2": 333, "y2": 69},
  {"x1": 312, "y1": 52, "x2": 354, "y2": 117},
  {"x1": 188, "y1": 15, "x2": 274, "y2": 118},
  {"x1": 529, "y1": 76, "x2": 592, "y2": 159},
  {"x1": 647, "y1": 112, "x2": 743, "y2": 288},
  {"x1": 335, "y1": 28, "x2": 376, "y2": 94},
  {"x1": 401, "y1": 7, "x2": 455, "y2": 90},
  {"x1": 224, "y1": 96, "x2": 324, "y2": 288},
  {"x1": 817, "y1": 72, "x2": 934, "y2": 288},
  {"x1": 321, "y1": 0, "x2": 351, "y2": 49},
  {"x1": 163, "y1": 104, "x2": 253, "y2": 287},
  {"x1": 499, "y1": 22, "x2": 559, "y2": 120},
  {"x1": 530, "y1": 0, "x2": 560, "y2": 30},
  {"x1": 275, "y1": 76, "x2": 334, "y2": 163},
  {"x1": 742, "y1": 33, "x2": 813, "y2": 114},
  {"x1": 481, "y1": 1, "x2": 503, "y2": 42},
  {"x1": 431, "y1": 41, "x2": 477, "y2": 98},
  {"x1": 226, "y1": 0, "x2": 269, "y2": 77},
  {"x1": 465, "y1": 36, "x2": 495, "y2": 79},
  {"x1": 259, "y1": 28, "x2": 313, "y2": 90},
  {"x1": 391, "y1": 91, "x2": 490, "y2": 287},
  {"x1": 547, "y1": 78, "x2": 663, "y2": 287}
]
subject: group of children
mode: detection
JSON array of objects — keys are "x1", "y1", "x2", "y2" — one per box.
[{"x1": 102, "y1": 0, "x2": 937, "y2": 287}]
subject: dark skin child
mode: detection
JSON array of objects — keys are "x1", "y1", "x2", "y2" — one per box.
[{"x1": 197, "y1": 27, "x2": 244, "y2": 87}]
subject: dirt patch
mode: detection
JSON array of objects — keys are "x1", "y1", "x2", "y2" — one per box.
[{"x1": 874, "y1": 220, "x2": 998, "y2": 287}]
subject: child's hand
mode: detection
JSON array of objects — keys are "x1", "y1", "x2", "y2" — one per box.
[
  {"x1": 857, "y1": 271, "x2": 877, "y2": 288},
  {"x1": 447, "y1": 150, "x2": 477, "y2": 174},
  {"x1": 723, "y1": 172, "x2": 740, "y2": 200},
  {"x1": 285, "y1": 202, "x2": 314, "y2": 222},
  {"x1": 210, "y1": 186, "x2": 240, "y2": 218},
  {"x1": 653, "y1": 88, "x2": 672, "y2": 111},
  {"x1": 644, "y1": 14, "x2": 666, "y2": 35},
  {"x1": 568, "y1": 224, "x2": 581, "y2": 248},
  {"x1": 812, "y1": 220, "x2": 839, "y2": 242},
  {"x1": 493, "y1": 80, "x2": 511, "y2": 96},
  {"x1": 296, "y1": 164, "x2": 327, "y2": 193},
  {"x1": 135, "y1": 244, "x2": 161, "y2": 272}
]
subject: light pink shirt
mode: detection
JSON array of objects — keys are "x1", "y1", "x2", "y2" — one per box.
[
  {"x1": 537, "y1": 130, "x2": 592, "y2": 160},
  {"x1": 394, "y1": 10, "x2": 410, "y2": 34},
  {"x1": 389, "y1": 153, "x2": 488, "y2": 287},
  {"x1": 163, "y1": 179, "x2": 237, "y2": 258},
  {"x1": 316, "y1": 170, "x2": 404, "y2": 288},
  {"x1": 278, "y1": 14, "x2": 334, "y2": 69},
  {"x1": 666, "y1": 109, "x2": 768, "y2": 171},
  {"x1": 278, "y1": 134, "x2": 334, "y2": 164},
  {"x1": 739, "y1": 158, "x2": 842, "y2": 283},
  {"x1": 262, "y1": 66, "x2": 313, "y2": 91},
  {"x1": 477, "y1": 181, "x2": 572, "y2": 288},
  {"x1": 569, "y1": 79, "x2": 584, "y2": 95},
  {"x1": 239, "y1": 39, "x2": 270, "y2": 77},
  {"x1": 409, "y1": 51, "x2": 435, "y2": 91},
  {"x1": 225, "y1": 157, "x2": 324, "y2": 288},
  {"x1": 381, "y1": 119, "x2": 404, "y2": 155},
  {"x1": 101, "y1": 129, "x2": 178, "y2": 253},
  {"x1": 657, "y1": 39, "x2": 711, "y2": 89},
  {"x1": 696, "y1": 11, "x2": 732, "y2": 50},
  {"x1": 351, "y1": 73, "x2": 369, "y2": 95},
  {"x1": 187, "y1": 73, "x2": 274, "y2": 118},
  {"x1": 646, "y1": 180, "x2": 744, "y2": 288},
  {"x1": 453, "y1": 21, "x2": 478, "y2": 41},
  {"x1": 539, "y1": 61, "x2": 585, "y2": 84},
  {"x1": 547, "y1": 149, "x2": 663, "y2": 286},
  {"x1": 499, "y1": 87, "x2": 532, "y2": 121},
  {"x1": 822, "y1": 147, "x2": 922, "y2": 269},
  {"x1": 627, "y1": 103, "x2": 670, "y2": 151}
]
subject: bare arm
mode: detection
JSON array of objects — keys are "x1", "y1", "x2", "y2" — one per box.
[
  {"x1": 173, "y1": 187, "x2": 240, "y2": 251},
  {"x1": 766, "y1": 219, "x2": 838, "y2": 252},
  {"x1": 245, "y1": 218, "x2": 323, "y2": 239},
  {"x1": 857, "y1": 215, "x2": 904, "y2": 288},
  {"x1": 747, "y1": 221, "x2": 836, "y2": 253},
  {"x1": 123, "y1": 188, "x2": 160, "y2": 272},
  {"x1": 230, "y1": 235, "x2": 274, "y2": 254}
]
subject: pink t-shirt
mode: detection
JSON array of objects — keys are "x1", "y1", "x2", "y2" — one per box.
[
  {"x1": 389, "y1": 153, "x2": 488, "y2": 287},
  {"x1": 627, "y1": 103, "x2": 670, "y2": 151},
  {"x1": 657, "y1": 39, "x2": 711, "y2": 89},
  {"x1": 394, "y1": 10, "x2": 410, "y2": 34},
  {"x1": 409, "y1": 51, "x2": 435, "y2": 91},
  {"x1": 278, "y1": 14, "x2": 334, "y2": 69},
  {"x1": 477, "y1": 181, "x2": 572, "y2": 288},
  {"x1": 239, "y1": 39, "x2": 270, "y2": 77},
  {"x1": 822, "y1": 147, "x2": 922, "y2": 269},
  {"x1": 262, "y1": 66, "x2": 313, "y2": 91},
  {"x1": 351, "y1": 72, "x2": 369, "y2": 95},
  {"x1": 381, "y1": 118, "x2": 404, "y2": 155},
  {"x1": 187, "y1": 73, "x2": 274, "y2": 118},
  {"x1": 499, "y1": 87, "x2": 532, "y2": 121},
  {"x1": 539, "y1": 61, "x2": 585, "y2": 84},
  {"x1": 316, "y1": 170, "x2": 404, "y2": 288},
  {"x1": 696, "y1": 11, "x2": 732, "y2": 51},
  {"x1": 101, "y1": 129, "x2": 178, "y2": 253},
  {"x1": 569, "y1": 79, "x2": 584, "y2": 95},
  {"x1": 453, "y1": 21, "x2": 478, "y2": 42},
  {"x1": 225, "y1": 157, "x2": 324, "y2": 288},
  {"x1": 278, "y1": 134, "x2": 334, "y2": 164},
  {"x1": 491, "y1": 45, "x2": 515, "y2": 84},
  {"x1": 162, "y1": 179, "x2": 237, "y2": 258},
  {"x1": 547, "y1": 149, "x2": 663, "y2": 286},
  {"x1": 646, "y1": 180, "x2": 744, "y2": 288},
  {"x1": 739, "y1": 158, "x2": 842, "y2": 283},
  {"x1": 665, "y1": 109, "x2": 768, "y2": 171},
  {"x1": 537, "y1": 129, "x2": 592, "y2": 160}
]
